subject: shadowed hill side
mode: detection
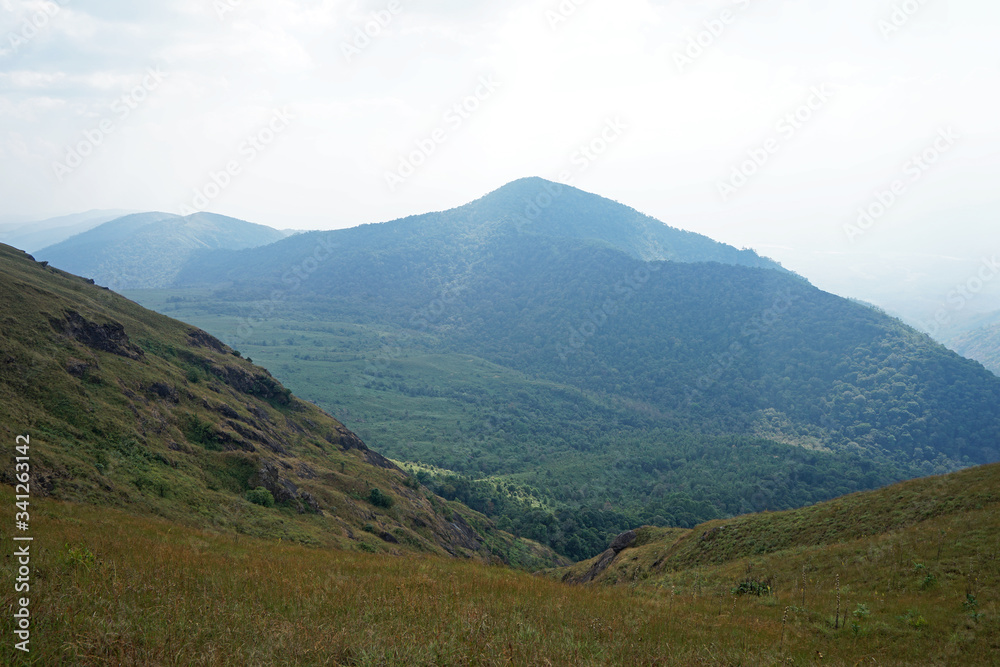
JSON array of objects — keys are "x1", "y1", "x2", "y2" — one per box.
[{"x1": 0, "y1": 243, "x2": 560, "y2": 567}]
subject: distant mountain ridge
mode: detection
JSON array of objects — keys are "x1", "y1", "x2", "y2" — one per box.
[
  {"x1": 172, "y1": 178, "x2": 786, "y2": 291},
  {"x1": 37, "y1": 212, "x2": 290, "y2": 290},
  {"x1": 949, "y1": 315, "x2": 1000, "y2": 376},
  {"x1": 0, "y1": 209, "x2": 135, "y2": 253},
  {"x1": 119, "y1": 178, "x2": 1000, "y2": 560}
]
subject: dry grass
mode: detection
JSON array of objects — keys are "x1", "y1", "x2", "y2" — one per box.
[{"x1": 2, "y1": 479, "x2": 998, "y2": 665}]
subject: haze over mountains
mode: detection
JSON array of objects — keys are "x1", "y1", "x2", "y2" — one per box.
[
  {"x1": 0, "y1": 210, "x2": 134, "y2": 253},
  {"x1": 40, "y1": 177, "x2": 987, "y2": 560},
  {"x1": 4, "y1": 180, "x2": 1000, "y2": 663},
  {"x1": 34, "y1": 212, "x2": 292, "y2": 291}
]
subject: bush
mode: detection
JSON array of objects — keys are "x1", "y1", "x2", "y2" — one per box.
[
  {"x1": 369, "y1": 488, "x2": 394, "y2": 509},
  {"x1": 246, "y1": 487, "x2": 275, "y2": 507},
  {"x1": 731, "y1": 578, "x2": 772, "y2": 597}
]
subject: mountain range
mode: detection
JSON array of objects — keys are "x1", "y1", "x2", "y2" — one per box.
[
  {"x1": 3, "y1": 180, "x2": 1000, "y2": 664},
  {"x1": 0, "y1": 209, "x2": 134, "y2": 253},
  {"x1": 77, "y1": 177, "x2": 1000, "y2": 560}
]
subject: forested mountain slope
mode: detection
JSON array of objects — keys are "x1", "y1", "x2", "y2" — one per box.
[
  {"x1": 102, "y1": 179, "x2": 1000, "y2": 560},
  {"x1": 0, "y1": 243, "x2": 558, "y2": 567}
]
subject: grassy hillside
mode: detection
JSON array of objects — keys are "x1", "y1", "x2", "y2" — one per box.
[
  {"x1": 557, "y1": 462, "x2": 1000, "y2": 583},
  {"x1": 0, "y1": 243, "x2": 558, "y2": 568},
  {"x1": 1, "y1": 464, "x2": 996, "y2": 664}
]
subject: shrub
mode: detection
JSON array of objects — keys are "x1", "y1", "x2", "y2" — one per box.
[
  {"x1": 369, "y1": 488, "x2": 395, "y2": 509},
  {"x1": 64, "y1": 543, "x2": 97, "y2": 571},
  {"x1": 732, "y1": 578, "x2": 772, "y2": 597},
  {"x1": 246, "y1": 487, "x2": 275, "y2": 508}
]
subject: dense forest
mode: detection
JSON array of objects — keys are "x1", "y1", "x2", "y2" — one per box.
[{"x1": 121, "y1": 179, "x2": 1000, "y2": 559}]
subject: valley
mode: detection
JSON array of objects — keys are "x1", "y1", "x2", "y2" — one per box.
[
  {"x1": 106, "y1": 178, "x2": 1000, "y2": 562},
  {"x1": 2, "y1": 175, "x2": 999, "y2": 663}
]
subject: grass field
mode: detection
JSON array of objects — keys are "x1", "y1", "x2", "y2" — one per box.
[{"x1": 3, "y1": 464, "x2": 998, "y2": 665}]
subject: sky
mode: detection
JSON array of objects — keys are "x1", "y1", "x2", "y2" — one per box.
[{"x1": 2, "y1": 0, "x2": 999, "y2": 328}]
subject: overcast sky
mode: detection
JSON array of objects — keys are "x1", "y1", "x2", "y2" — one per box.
[{"x1": 2, "y1": 0, "x2": 999, "y2": 318}]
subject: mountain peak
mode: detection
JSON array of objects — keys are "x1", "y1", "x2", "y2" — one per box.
[{"x1": 468, "y1": 178, "x2": 784, "y2": 270}]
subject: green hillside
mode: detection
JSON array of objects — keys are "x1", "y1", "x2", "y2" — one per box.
[
  {"x1": 111, "y1": 179, "x2": 1000, "y2": 562},
  {"x1": 0, "y1": 243, "x2": 559, "y2": 568},
  {"x1": 2, "y1": 460, "x2": 997, "y2": 664}
]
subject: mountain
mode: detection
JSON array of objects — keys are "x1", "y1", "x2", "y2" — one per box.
[
  {"x1": 115, "y1": 178, "x2": 1000, "y2": 560},
  {"x1": 36, "y1": 212, "x2": 290, "y2": 291},
  {"x1": 171, "y1": 177, "x2": 784, "y2": 290},
  {"x1": 949, "y1": 314, "x2": 1000, "y2": 376},
  {"x1": 0, "y1": 209, "x2": 134, "y2": 253},
  {"x1": 0, "y1": 243, "x2": 559, "y2": 567}
]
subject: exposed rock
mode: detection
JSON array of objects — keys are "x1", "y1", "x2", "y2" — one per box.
[
  {"x1": 187, "y1": 328, "x2": 228, "y2": 352},
  {"x1": 443, "y1": 514, "x2": 484, "y2": 554},
  {"x1": 250, "y1": 461, "x2": 320, "y2": 514},
  {"x1": 247, "y1": 403, "x2": 271, "y2": 424},
  {"x1": 226, "y1": 420, "x2": 287, "y2": 455},
  {"x1": 149, "y1": 382, "x2": 179, "y2": 403},
  {"x1": 335, "y1": 423, "x2": 367, "y2": 451},
  {"x1": 299, "y1": 490, "x2": 322, "y2": 514},
  {"x1": 363, "y1": 449, "x2": 396, "y2": 470},
  {"x1": 214, "y1": 402, "x2": 240, "y2": 419},
  {"x1": 208, "y1": 362, "x2": 291, "y2": 404},
  {"x1": 329, "y1": 422, "x2": 397, "y2": 469},
  {"x1": 66, "y1": 358, "x2": 91, "y2": 378},
  {"x1": 379, "y1": 531, "x2": 400, "y2": 544},
  {"x1": 51, "y1": 310, "x2": 143, "y2": 360},
  {"x1": 609, "y1": 529, "x2": 637, "y2": 553},
  {"x1": 565, "y1": 530, "x2": 638, "y2": 584},
  {"x1": 578, "y1": 549, "x2": 618, "y2": 584}
]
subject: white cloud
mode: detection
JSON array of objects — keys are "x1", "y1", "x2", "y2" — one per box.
[{"x1": 0, "y1": 0, "x2": 996, "y2": 274}]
